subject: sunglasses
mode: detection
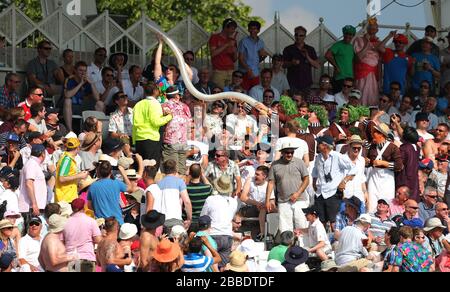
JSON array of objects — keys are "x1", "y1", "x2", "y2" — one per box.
[
  {"x1": 29, "y1": 222, "x2": 41, "y2": 227},
  {"x1": 343, "y1": 84, "x2": 353, "y2": 88},
  {"x1": 283, "y1": 151, "x2": 295, "y2": 155},
  {"x1": 9, "y1": 80, "x2": 21, "y2": 84},
  {"x1": 439, "y1": 208, "x2": 449, "y2": 211},
  {"x1": 4, "y1": 227, "x2": 14, "y2": 230},
  {"x1": 352, "y1": 147, "x2": 362, "y2": 151},
  {"x1": 212, "y1": 90, "x2": 222, "y2": 94},
  {"x1": 436, "y1": 129, "x2": 446, "y2": 132},
  {"x1": 33, "y1": 93, "x2": 45, "y2": 97},
  {"x1": 415, "y1": 236, "x2": 425, "y2": 239},
  {"x1": 380, "y1": 99, "x2": 389, "y2": 103},
  {"x1": 105, "y1": 74, "x2": 114, "y2": 77},
  {"x1": 215, "y1": 154, "x2": 226, "y2": 158},
  {"x1": 185, "y1": 57, "x2": 194, "y2": 61},
  {"x1": 408, "y1": 206, "x2": 419, "y2": 210}
]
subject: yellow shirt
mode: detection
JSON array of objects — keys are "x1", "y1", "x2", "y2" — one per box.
[{"x1": 55, "y1": 152, "x2": 78, "y2": 203}]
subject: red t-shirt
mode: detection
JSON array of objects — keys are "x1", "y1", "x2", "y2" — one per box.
[
  {"x1": 209, "y1": 33, "x2": 236, "y2": 70},
  {"x1": 18, "y1": 101, "x2": 31, "y2": 121}
]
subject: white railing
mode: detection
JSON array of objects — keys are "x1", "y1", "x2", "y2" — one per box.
[{"x1": 0, "y1": 3, "x2": 445, "y2": 87}]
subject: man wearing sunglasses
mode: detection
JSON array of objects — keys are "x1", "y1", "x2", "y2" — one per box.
[
  {"x1": 18, "y1": 217, "x2": 43, "y2": 272},
  {"x1": 18, "y1": 87, "x2": 45, "y2": 121},
  {"x1": 392, "y1": 199, "x2": 424, "y2": 228},
  {"x1": 418, "y1": 187, "x2": 438, "y2": 223},
  {"x1": 434, "y1": 202, "x2": 450, "y2": 235},
  {"x1": 0, "y1": 73, "x2": 21, "y2": 109},
  {"x1": 26, "y1": 40, "x2": 59, "y2": 97}
]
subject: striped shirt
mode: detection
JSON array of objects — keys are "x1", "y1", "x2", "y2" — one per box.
[
  {"x1": 187, "y1": 182, "x2": 213, "y2": 222},
  {"x1": 369, "y1": 213, "x2": 397, "y2": 244},
  {"x1": 181, "y1": 253, "x2": 213, "y2": 272},
  {"x1": 0, "y1": 132, "x2": 27, "y2": 150}
]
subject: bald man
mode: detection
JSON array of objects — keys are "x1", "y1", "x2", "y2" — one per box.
[
  {"x1": 392, "y1": 199, "x2": 424, "y2": 228},
  {"x1": 435, "y1": 202, "x2": 450, "y2": 235}
]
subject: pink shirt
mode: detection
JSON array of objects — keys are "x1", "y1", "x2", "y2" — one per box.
[
  {"x1": 389, "y1": 199, "x2": 405, "y2": 217},
  {"x1": 63, "y1": 212, "x2": 102, "y2": 261},
  {"x1": 19, "y1": 157, "x2": 47, "y2": 212},
  {"x1": 162, "y1": 99, "x2": 192, "y2": 145}
]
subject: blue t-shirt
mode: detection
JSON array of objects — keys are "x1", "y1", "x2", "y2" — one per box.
[
  {"x1": 238, "y1": 36, "x2": 265, "y2": 76},
  {"x1": 157, "y1": 175, "x2": 187, "y2": 220},
  {"x1": 411, "y1": 53, "x2": 440, "y2": 91},
  {"x1": 64, "y1": 78, "x2": 93, "y2": 105},
  {"x1": 436, "y1": 97, "x2": 448, "y2": 117},
  {"x1": 383, "y1": 50, "x2": 410, "y2": 95},
  {"x1": 87, "y1": 179, "x2": 127, "y2": 225}
]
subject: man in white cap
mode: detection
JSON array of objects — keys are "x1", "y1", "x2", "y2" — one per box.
[
  {"x1": 38, "y1": 214, "x2": 74, "y2": 272},
  {"x1": 335, "y1": 214, "x2": 373, "y2": 271},
  {"x1": 266, "y1": 141, "x2": 310, "y2": 233},
  {"x1": 334, "y1": 78, "x2": 354, "y2": 108}
]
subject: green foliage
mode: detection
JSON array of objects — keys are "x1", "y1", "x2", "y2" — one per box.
[
  {"x1": 0, "y1": 0, "x2": 42, "y2": 21},
  {"x1": 96, "y1": 0, "x2": 265, "y2": 31},
  {"x1": 309, "y1": 104, "x2": 329, "y2": 127}
]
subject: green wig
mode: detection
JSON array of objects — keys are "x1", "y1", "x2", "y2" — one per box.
[
  {"x1": 309, "y1": 105, "x2": 329, "y2": 127},
  {"x1": 294, "y1": 117, "x2": 309, "y2": 130},
  {"x1": 336, "y1": 105, "x2": 360, "y2": 124},
  {"x1": 280, "y1": 95, "x2": 298, "y2": 116}
]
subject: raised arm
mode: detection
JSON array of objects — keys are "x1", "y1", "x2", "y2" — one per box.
[{"x1": 154, "y1": 35, "x2": 164, "y2": 80}]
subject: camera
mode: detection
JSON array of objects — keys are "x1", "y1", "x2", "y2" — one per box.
[{"x1": 325, "y1": 173, "x2": 333, "y2": 183}]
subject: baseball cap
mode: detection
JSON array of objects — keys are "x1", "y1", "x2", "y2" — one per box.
[
  {"x1": 419, "y1": 158, "x2": 434, "y2": 170},
  {"x1": 198, "y1": 215, "x2": 212, "y2": 228},
  {"x1": 377, "y1": 199, "x2": 389, "y2": 206},
  {"x1": 31, "y1": 144, "x2": 46, "y2": 154},
  {"x1": 349, "y1": 89, "x2": 362, "y2": 100},
  {"x1": 45, "y1": 107, "x2": 59, "y2": 118},
  {"x1": 316, "y1": 135, "x2": 334, "y2": 146},
  {"x1": 29, "y1": 216, "x2": 42, "y2": 225},
  {"x1": 6, "y1": 133, "x2": 19, "y2": 143},
  {"x1": 65, "y1": 138, "x2": 80, "y2": 149},
  {"x1": 302, "y1": 207, "x2": 318, "y2": 216}
]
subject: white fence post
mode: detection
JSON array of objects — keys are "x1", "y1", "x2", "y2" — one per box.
[{"x1": 11, "y1": 4, "x2": 16, "y2": 73}]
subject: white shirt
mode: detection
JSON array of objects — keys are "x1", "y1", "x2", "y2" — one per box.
[
  {"x1": 87, "y1": 63, "x2": 103, "y2": 84},
  {"x1": 143, "y1": 184, "x2": 162, "y2": 218},
  {"x1": 94, "y1": 81, "x2": 120, "y2": 106},
  {"x1": 122, "y1": 79, "x2": 144, "y2": 103},
  {"x1": 335, "y1": 225, "x2": 368, "y2": 266},
  {"x1": 18, "y1": 234, "x2": 43, "y2": 270},
  {"x1": 271, "y1": 71, "x2": 290, "y2": 95},
  {"x1": 275, "y1": 137, "x2": 309, "y2": 161},
  {"x1": 28, "y1": 118, "x2": 48, "y2": 134},
  {"x1": 108, "y1": 108, "x2": 133, "y2": 137},
  {"x1": 308, "y1": 218, "x2": 331, "y2": 250},
  {"x1": 0, "y1": 189, "x2": 19, "y2": 213},
  {"x1": 225, "y1": 114, "x2": 258, "y2": 144},
  {"x1": 312, "y1": 151, "x2": 356, "y2": 199},
  {"x1": 246, "y1": 179, "x2": 274, "y2": 203},
  {"x1": 205, "y1": 114, "x2": 224, "y2": 137},
  {"x1": 417, "y1": 130, "x2": 435, "y2": 142},
  {"x1": 201, "y1": 195, "x2": 238, "y2": 236},
  {"x1": 343, "y1": 156, "x2": 366, "y2": 203},
  {"x1": 248, "y1": 85, "x2": 281, "y2": 103},
  {"x1": 335, "y1": 92, "x2": 349, "y2": 108},
  {"x1": 21, "y1": 147, "x2": 53, "y2": 172}
]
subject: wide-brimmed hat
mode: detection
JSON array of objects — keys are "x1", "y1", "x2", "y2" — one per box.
[
  {"x1": 142, "y1": 159, "x2": 157, "y2": 167},
  {"x1": 78, "y1": 176, "x2": 97, "y2": 191},
  {"x1": 118, "y1": 157, "x2": 134, "y2": 170},
  {"x1": 81, "y1": 132, "x2": 100, "y2": 151},
  {"x1": 355, "y1": 213, "x2": 372, "y2": 225},
  {"x1": 225, "y1": 250, "x2": 248, "y2": 272},
  {"x1": 108, "y1": 52, "x2": 128, "y2": 69},
  {"x1": 423, "y1": 217, "x2": 446, "y2": 232},
  {"x1": 213, "y1": 175, "x2": 233, "y2": 195},
  {"x1": 153, "y1": 238, "x2": 181, "y2": 263},
  {"x1": 141, "y1": 210, "x2": 165, "y2": 230},
  {"x1": 125, "y1": 169, "x2": 141, "y2": 180},
  {"x1": 284, "y1": 246, "x2": 308, "y2": 265},
  {"x1": 238, "y1": 239, "x2": 260, "y2": 258},
  {"x1": 295, "y1": 263, "x2": 311, "y2": 272},
  {"x1": 119, "y1": 223, "x2": 138, "y2": 240},
  {"x1": 348, "y1": 135, "x2": 363, "y2": 145},
  {"x1": 48, "y1": 214, "x2": 68, "y2": 233},
  {"x1": 0, "y1": 219, "x2": 14, "y2": 230},
  {"x1": 126, "y1": 189, "x2": 144, "y2": 203},
  {"x1": 58, "y1": 201, "x2": 73, "y2": 218},
  {"x1": 102, "y1": 138, "x2": 124, "y2": 155},
  {"x1": 373, "y1": 123, "x2": 390, "y2": 137},
  {"x1": 264, "y1": 260, "x2": 287, "y2": 272},
  {"x1": 321, "y1": 259, "x2": 338, "y2": 272}
]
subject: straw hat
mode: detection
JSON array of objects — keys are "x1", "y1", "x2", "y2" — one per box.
[
  {"x1": 225, "y1": 250, "x2": 248, "y2": 272},
  {"x1": 0, "y1": 219, "x2": 14, "y2": 230},
  {"x1": 48, "y1": 214, "x2": 67, "y2": 233},
  {"x1": 78, "y1": 176, "x2": 98, "y2": 191},
  {"x1": 213, "y1": 175, "x2": 233, "y2": 195},
  {"x1": 125, "y1": 169, "x2": 141, "y2": 180},
  {"x1": 58, "y1": 201, "x2": 73, "y2": 218}
]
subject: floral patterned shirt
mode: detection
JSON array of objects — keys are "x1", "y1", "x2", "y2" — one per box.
[
  {"x1": 108, "y1": 107, "x2": 133, "y2": 137},
  {"x1": 393, "y1": 240, "x2": 433, "y2": 272},
  {"x1": 162, "y1": 99, "x2": 192, "y2": 145}
]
